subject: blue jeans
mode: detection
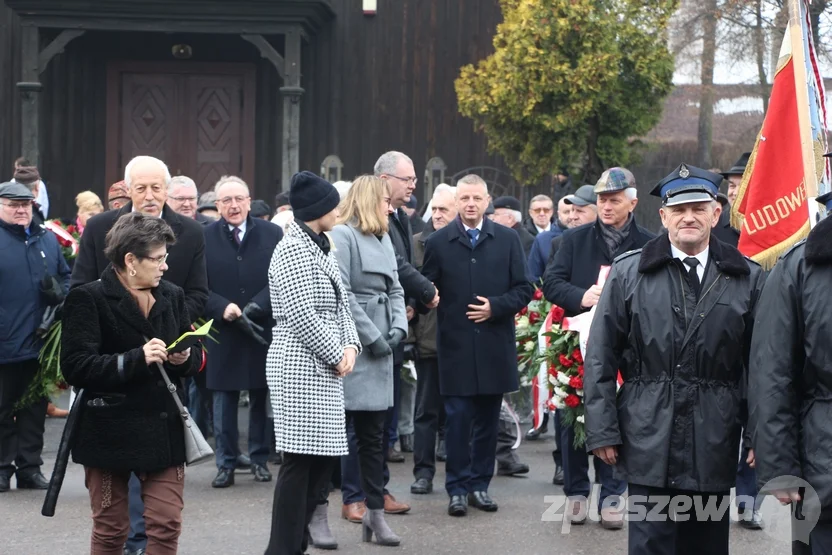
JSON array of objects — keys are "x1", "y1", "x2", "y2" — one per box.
[
  {"x1": 125, "y1": 473, "x2": 146, "y2": 551},
  {"x1": 187, "y1": 377, "x2": 212, "y2": 437},
  {"x1": 736, "y1": 446, "x2": 760, "y2": 511},
  {"x1": 213, "y1": 389, "x2": 269, "y2": 469}
]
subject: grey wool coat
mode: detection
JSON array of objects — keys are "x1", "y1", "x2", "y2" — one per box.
[
  {"x1": 330, "y1": 223, "x2": 408, "y2": 411},
  {"x1": 265, "y1": 221, "x2": 361, "y2": 457}
]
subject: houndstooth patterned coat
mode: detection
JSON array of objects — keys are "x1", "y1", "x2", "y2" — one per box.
[{"x1": 266, "y1": 221, "x2": 361, "y2": 456}]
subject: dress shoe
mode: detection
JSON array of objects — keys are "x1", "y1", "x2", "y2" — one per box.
[
  {"x1": 738, "y1": 508, "x2": 764, "y2": 530},
  {"x1": 252, "y1": 463, "x2": 272, "y2": 482},
  {"x1": 552, "y1": 464, "x2": 564, "y2": 485},
  {"x1": 468, "y1": 491, "x2": 498, "y2": 512},
  {"x1": 525, "y1": 425, "x2": 547, "y2": 440},
  {"x1": 386, "y1": 446, "x2": 405, "y2": 463},
  {"x1": 383, "y1": 493, "x2": 411, "y2": 514},
  {"x1": 211, "y1": 468, "x2": 235, "y2": 488},
  {"x1": 448, "y1": 495, "x2": 468, "y2": 516},
  {"x1": 308, "y1": 503, "x2": 338, "y2": 550},
  {"x1": 16, "y1": 471, "x2": 49, "y2": 490},
  {"x1": 362, "y1": 508, "x2": 401, "y2": 546},
  {"x1": 399, "y1": 434, "x2": 414, "y2": 453},
  {"x1": 123, "y1": 549, "x2": 146, "y2": 555},
  {"x1": 497, "y1": 461, "x2": 530, "y2": 476},
  {"x1": 236, "y1": 454, "x2": 252, "y2": 469},
  {"x1": 46, "y1": 402, "x2": 69, "y2": 418},
  {"x1": 436, "y1": 439, "x2": 447, "y2": 462},
  {"x1": 270, "y1": 451, "x2": 283, "y2": 465},
  {"x1": 566, "y1": 499, "x2": 587, "y2": 524},
  {"x1": 410, "y1": 477, "x2": 433, "y2": 494},
  {"x1": 0, "y1": 475, "x2": 10, "y2": 493},
  {"x1": 342, "y1": 501, "x2": 366, "y2": 523},
  {"x1": 600, "y1": 507, "x2": 625, "y2": 530}
]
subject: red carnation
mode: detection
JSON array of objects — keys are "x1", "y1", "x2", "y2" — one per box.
[
  {"x1": 577, "y1": 365, "x2": 584, "y2": 377},
  {"x1": 58, "y1": 237, "x2": 71, "y2": 247},
  {"x1": 528, "y1": 311, "x2": 540, "y2": 325},
  {"x1": 565, "y1": 394, "x2": 580, "y2": 408},
  {"x1": 519, "y1": 306, "x2": 528, "y2": 316},
  {"x1": 558, "y1": 354, "x2": 574, "y2": 368},
  {"x1": 569, "y1": 376, "x2": 583, "y2": 389},
  {"x1": 66, "y1": 224, "x2": 77, "y2": 234},
  {"x1": 572, "y1": 348, "x2": 583, "y2": 364},
  {"x1": 548, "y1": 364, "x2": 558, "y2": 377},
  {"x1": 533, "y1": 288, "x2": 543, "y2": 300},
  {"x1": 551, "y1": 306, "x2": 565, "y2": 324}
]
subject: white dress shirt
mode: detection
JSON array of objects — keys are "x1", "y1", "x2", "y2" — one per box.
[
  {"x1": 229, "y1": 220, "x2": 248, "y2": 242},
  {"x1": 670, "y1": 244, "x2": 708, "y2": 282}
]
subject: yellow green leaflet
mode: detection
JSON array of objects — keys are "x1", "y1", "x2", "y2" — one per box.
[{"x1": 167, "y1": 319, "x2": 214, "y2": 352}]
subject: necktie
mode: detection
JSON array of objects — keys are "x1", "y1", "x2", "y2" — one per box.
[
  {"x1": 233, "y1": 227, "x2": 242, "y2": 246},
  {"x1": 467, "y1": 228, "x2": 480, "y2": 247},
  {"x1": 683, "y1": 257, "x2": 700, "y2": 297}
]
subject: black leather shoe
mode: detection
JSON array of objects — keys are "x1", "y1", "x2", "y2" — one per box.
[
  {"x1": 497, "y1": 461, "x2": 530, "y2": 476},
  {"x1": 410, "y1": 477, "x2": 433, "y2": 494},
  {"x1": 448, "y1": 495, "x2": 467, "y2": 516},
  {"x1": 738, "y1": 508, "x2": 764, "y2": 530},
  {"x1": 0, "y1": 475, "x2": 9, "y2": 493},
  {"x1": 252, "y1": 463, "x2": 272, "y2": 482},
  {"x1": 386, "y1": 446, "x2": 405, "y2": 463},
  {"x1": 468, "y1": 491, "x2": 498, "y2": 512},
  {"x1": 436, "y1": 439, "x2": 447, "y2": 462},
  {"x1": 123, "y1": 548, "x2": 146, "y2": 555},
  {"x1": 16, "y1": 471, "x2": 49, "y2": 490},
  {"x1": 270, "y1": 451, "x2": 283, "y2": 465},
  {"x1": 400, "y1": 434, "x2": 414, "y2": 453},
  {"x1": 236, "y1": 454, "x2": 252, "y2": 469},
  {"x1": 212, "y1": 468, "x2": 235, "y2": 488},
  {"x1": 552, "y1": 464, "x2": 564, "y2": 485},
  {"x1": 525, "y1": 425, "x2": 548, "y2": 440}
]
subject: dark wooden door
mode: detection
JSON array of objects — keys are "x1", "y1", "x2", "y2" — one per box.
[{"x1": 106, "y1": 62, "x2": 255, "y2": 194}]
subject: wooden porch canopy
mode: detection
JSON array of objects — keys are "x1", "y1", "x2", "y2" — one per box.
[{"x1": 5, "y1": 0, "x2": 335, "y2": 190}]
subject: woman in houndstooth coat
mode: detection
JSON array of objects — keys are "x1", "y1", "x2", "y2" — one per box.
[{"x1": 265, "y1": 172, "x2": 360, "y2": 555}]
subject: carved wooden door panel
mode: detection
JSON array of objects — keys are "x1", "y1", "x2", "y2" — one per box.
[
  {"x1": 120, "y1": 74, "x2": 178, "y2": 170},
  {"x1": 184, "y1": 76, "x2": 244, "y2": 193}
]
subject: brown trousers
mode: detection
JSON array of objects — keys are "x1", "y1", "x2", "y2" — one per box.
[{"x1": 84, "y1": 465, "x2": 185, "y2": 555}]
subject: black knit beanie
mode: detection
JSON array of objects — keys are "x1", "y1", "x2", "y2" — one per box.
[{"x1": 289, "y1": 171, "x2": 340, "y2": 222}]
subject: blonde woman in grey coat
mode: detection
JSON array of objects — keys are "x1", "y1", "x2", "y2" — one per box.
[
  {"x1": 265, "y1": 172, "x2": 360, "y2": 555},
  {"x1": 330, "y1": 175, "x2": 408, "y2": 547}
]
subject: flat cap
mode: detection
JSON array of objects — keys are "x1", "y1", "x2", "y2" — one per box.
[
  {"x1": 492, "y1": 196, "x2": 522, "y2": 212},
  {"x1": 563, "y1": 185, "x2": 597, "y2": 207},
  {"x1": 651, "y1": 163, "x2": 722, "y2": 207},
  {"x1": 0, "y1": 181, "x2": 35, "y2": 200},
  {"x1": 593, "y1": 167, "x2": 636, "y2": 194}
]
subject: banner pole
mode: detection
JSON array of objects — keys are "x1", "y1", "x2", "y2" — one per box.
[{"x1": 789, "y1": 0, "x2": 819, "y2": 200}]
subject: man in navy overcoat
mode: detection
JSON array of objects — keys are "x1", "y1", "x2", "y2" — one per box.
[
  {"x1": 421, "y1": 174, "x2": 532, "y2": 517},
  {"x1": 203, "y1": 176, "x2": 283, "y2": 489}
]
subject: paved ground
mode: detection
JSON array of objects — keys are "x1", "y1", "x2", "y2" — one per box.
[{"x1": 2, "y1": 392, "x2": 792, "y2": 554}]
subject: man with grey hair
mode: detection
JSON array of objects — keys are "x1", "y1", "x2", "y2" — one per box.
[
  {"x1": 168, "y1": 175, "x2": 211, "y2": 225},
  {"x1": 70, "y1": 155, "x2": 208, "y2": 555},
  {"x1": 491, "y1": 196, "x2": 535, "y2": 257},
  {"x1": 523, "y1": 194, "x2": 555, "y2": 236}
]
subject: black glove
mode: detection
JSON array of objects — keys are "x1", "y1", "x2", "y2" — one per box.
[
  {"x1": 243, "y1": 302, "x2": 267, "y2": 322},
  {"x1": 368, "y1": 336, "x2": 392, "y2": 357},
  {"x1": 403, "y1": 343, "x2": 419, "y2": 362},
  {"x1": 234, "y1": 314, "x2": 269, "y2": 347},
  {"x1": 386, "y1": 328, "x2": 406, "y2": 350}
]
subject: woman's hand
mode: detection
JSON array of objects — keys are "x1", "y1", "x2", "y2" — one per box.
[
  {"x1": 335, "y1": 347, "x2": 357, "y2": 377},
  {"x1": 168, "y1": 348, "x2": 191, "y2": 366},
  {"x1": 143, "y1": 338, "x2": 168, "y2": 365}
]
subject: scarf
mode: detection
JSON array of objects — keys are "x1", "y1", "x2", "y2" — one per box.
[
  {"x1": 599, "y1": 214, "x2": 633, "y2": 258},
  {"x1": 296, "y1": 220, "x2": 332, "y2": 255},
  {"x1": 115, "y1": 269, "x2": 156, "y2": 319}
]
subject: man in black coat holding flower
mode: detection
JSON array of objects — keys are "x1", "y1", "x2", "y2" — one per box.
[
  {"x1": 202, "y1": 176, "x2": 283, "y2": 489},
  {"x1": 422, "y1": 174, "x2": 532, "y2": 517}
]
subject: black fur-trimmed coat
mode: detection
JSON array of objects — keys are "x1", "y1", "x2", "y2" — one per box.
[{"x1": 61, "y1": 266, "x2": 202, "y2": 472}]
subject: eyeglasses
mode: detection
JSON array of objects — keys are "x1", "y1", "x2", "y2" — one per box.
[
  {"x1": 144, "y1": 253, "x2": 169, "y2": 267},
  {"x1": 531, "y1": 207, "x2": 553, "y2": 214},
  {"x1": 386, "y1": 175, "x2": 418, "y2": 186},
  {"x1": 170, "y1": 196, "x2": 197, "y2": 203},
  {"x1": 217, "y1": 196, "x2": 250, "y2": 206},
  {"x1": 0, "y1": 201, "x2": 33, "y2": 210}
]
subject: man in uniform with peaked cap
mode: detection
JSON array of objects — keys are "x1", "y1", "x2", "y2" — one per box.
[{"x1": 584, "y1": 163, "x2": 765, "y2": 554}]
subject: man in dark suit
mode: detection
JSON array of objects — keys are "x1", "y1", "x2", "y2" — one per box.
[
  {"x1": 422, "y1": 174, "x2": 533, "y2": 517},
  {"x1": 542, "y1": 167, "x2": 653, "y2": 530},
  {"x1": 203, "y1": 176, "x2": 283, "y2": 489},
  {"x1": 168, "y1": 175, "x2": 212, "y2": 226},
  {"x1": 490, "y1": 195, "x2": 535, "y2": 257},
  {"x1": 70, "y1": 155, "x2": 209, "y2": 555}
]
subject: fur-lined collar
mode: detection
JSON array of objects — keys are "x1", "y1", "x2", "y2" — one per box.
[
  {"x1": 638, "y1": 232, "x2": 750, "y2": 276},
  {"x1": 805, "y1": 214, "x2": 832, "y2": 264}
]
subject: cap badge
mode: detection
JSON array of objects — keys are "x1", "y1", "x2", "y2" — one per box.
[{"x1": 679, "y1": 165, "x2": 690, "y2": 179}]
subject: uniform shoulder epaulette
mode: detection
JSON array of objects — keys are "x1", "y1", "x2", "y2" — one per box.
[
  {"x1": 613, "y1": 248, "x2": 642, "y2": 263},
  {"x1": 781, "y1": 239, "x2": 807, "y2": 259}
]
